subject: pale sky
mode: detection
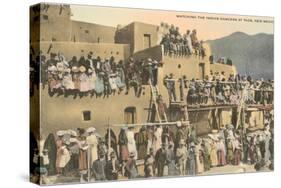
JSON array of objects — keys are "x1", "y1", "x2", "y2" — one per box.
[{"x1": 71, "y1": 5, "x2": 274, "y2": 41}]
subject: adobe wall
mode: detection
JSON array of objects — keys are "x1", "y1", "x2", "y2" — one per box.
[
  {"x1": 31, "y1": 42, "x2": 130, "y2": 61},
  {"x1": 115, "y1": 24, "x2": 135, "y2": 53},
  {"x1": 133, "y1": 22, "x2": 159, "y2": 53},
  {"x1": 71, "y1": 21, "x2": 116, "y2": 43},
  {"x1": 39, "y1": 86, "x2": 151, "y2": 138},
  {"x1": 115, "y1": 22, "x2": 159, "y2": 54}
]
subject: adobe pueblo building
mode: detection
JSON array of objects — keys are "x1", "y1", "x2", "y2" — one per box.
[{"x1": 30, "y1": 4, "x2": 271, "y2": 139}]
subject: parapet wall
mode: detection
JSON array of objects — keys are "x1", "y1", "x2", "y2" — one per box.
[
  {"x1": 210, "y1": 63, "x2": 237, "y2": 77},
  {"x1": 132, "y1": 45, "x2": 163, "y2": 62},
  {"x1": 31, "y1": 42, "x2": 130, "y2": 61}
]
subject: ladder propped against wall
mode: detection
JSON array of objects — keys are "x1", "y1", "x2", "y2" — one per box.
[
  {"x1": 235, "y1": 83, "x2": 249, "y2": 129},
  {"x1": 147, "y1": 79, "x2": 168, "y2": 123}
]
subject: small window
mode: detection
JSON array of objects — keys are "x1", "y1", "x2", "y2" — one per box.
[
  {"x1": 124, "y1": 107, "x2": 137, "y2": 124},
  {"x1": 85, "y1": 30, "x2": 89, "y2": 34},
  {"x1": 82, "y1": 111, "x2": 91, "y2": 121}
]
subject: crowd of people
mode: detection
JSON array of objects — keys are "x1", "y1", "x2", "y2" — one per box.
[
  {"x1": 30, "y1": 52, "x2": 161, "y2": 98},
  {"x1": 31, "y1": 116, "x2": 274, "y2": 184},
  {"x1": 159, "y1": 23, "x2": 206, "y2": 59},
  {"x1": 164, "y1": 72, "x2": 274, "y2": 106},
  {"x1": 209, "y1": 56, "x2": 233, "y2": 66}
]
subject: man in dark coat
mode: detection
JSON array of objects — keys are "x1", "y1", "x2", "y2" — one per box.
[
  {"x1": 155, "y1": 143, "x2": 167, "y2": 177},
  {"x1": 105, "y1": 152, "x2": 119, "y2": 180},
  {"x1": 92, "y1": 151, "x2": 107, "y2": 181}
]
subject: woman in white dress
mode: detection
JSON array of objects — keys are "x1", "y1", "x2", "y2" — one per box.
[
  {"x1": 153, "y1": 126, "x2": 163, "y2": 155},
  {"x1": 86, "y1": 127, "x2": 99, "y2": 166},
  {"x1": 62, "y1": 69, "x2": 75, "y2": 96},
  {"x1": 109, "y1": 74, "x2": 118, "y2": 95},
  {"x1": 79, "y1": 66, "x2": 90, "y2": 96},
  {"x1": 126, "y1": 127, "x2": 138, "y2": 160},
  {"x1": 88, "y1": 69, "x2": 97, "y2": 97},
  {"x1": 58, "y1": 145, "x2": 71, "y2": 171}
]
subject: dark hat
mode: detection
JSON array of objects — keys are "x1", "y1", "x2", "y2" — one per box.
[{"x1": 50, "y1": 53, "x2": 57, "y2": 57}]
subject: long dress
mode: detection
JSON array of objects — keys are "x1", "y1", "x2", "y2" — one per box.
[
  {"x1": 210, "y1": 142, "x2": 218, "y2": 167},
  {"x1": 89, "y1": 72, "x2": 97, "y2": 91},
  {"x1": 226, "y1": 140, "x2": 234, "y2": 164},
  {"x1": 86, "y1": 134, "x2": 98, "y2": 166},
  {"x1": 58, "y1": 146, "x2": 71, "y2": 168},
  {"x1": 116, "y1": 68, "x2": 126, "y2": 89},
  {"x1": 55, "y1": 139, "x2": 63, "y2": 173},
  {"x1": 217, "y1": 140, "x2": 226, "y2": 166},
  {"x1": 95, "y1": 76, "x2": 104, "y2": 95},
  {"x1": 109, "y1": 74, "x2": 118, "y2": 91},
  {"x1": 154, "y1": 127, "x2": 163, "y2": 155},
  {"x1": 79, "y1": 73, "x2": 90, "y2": 92},
  {"x1": 62, "y1": 74, "x2": 75, "y2": 90},
  {"x1": 126, "y1": 130, "x2": 138, "y2": 159},
  {"x1": 136, "y1": 129, "x2": 147, "y2": 160},
  {"x1": 78, "y1": 140, "x2": 88, "y2": 172},
  {"x1": 233, "y1": 139, "x2": 242, "y2": 165},
  {"x1": 118, "y1": 130, "x2": 129, "y2": 161},
  {"x1": 196, "y1": 147, "x2": 204, "y2": 174},
  {"x1": 72, "y1": 73, "x2": 80, "y2": 90}
]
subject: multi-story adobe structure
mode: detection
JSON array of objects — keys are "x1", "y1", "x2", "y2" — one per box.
[{"x1": 30, "y1": 3, "x2": 270, "y2": 140}]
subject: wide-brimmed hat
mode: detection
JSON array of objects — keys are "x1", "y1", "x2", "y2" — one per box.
[
  {"x1": 48, "y1": 65, "x2": 57, "y2": 72},
  {"x1": 79, "y1": 66, "x2": 86, "y2": 73},
  {"x1": 57, "y1": 130, "x2": 65, "y2": 136},
  {"x1": 71, "y1": 66, "x2": 79, "y2": 73},
  {"x1": 69, "y1": 130, "x2": 77, "y2": 137},
  {"x1": 86, "y1": 127, "x2": 96, "y2": 133}
]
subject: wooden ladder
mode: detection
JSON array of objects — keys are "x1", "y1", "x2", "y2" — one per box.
[
  {"x1": 148, "y1": 79, "x2": 168, "y2": 123},
  {"x1": 236, "y1": 83, "x2": 249, "y2": 129}
]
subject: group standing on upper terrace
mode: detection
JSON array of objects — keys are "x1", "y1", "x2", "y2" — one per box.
[
  {"x1": 163, "y1": 72, "x2": 273, "y2": 106},
  {"x1": 158, "y1": 23, "x2": 206, "y2": 59},
  {"x1": 30, "y1": 52, "x2": 161, "y2": 98}
]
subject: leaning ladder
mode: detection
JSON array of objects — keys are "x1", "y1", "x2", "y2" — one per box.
[
  {"x1": 148, "y1": 79, "x2": 168, "y2": 123},
  {"x1": 236, "y1": 83, "x2": 248, "y2": 129}
]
